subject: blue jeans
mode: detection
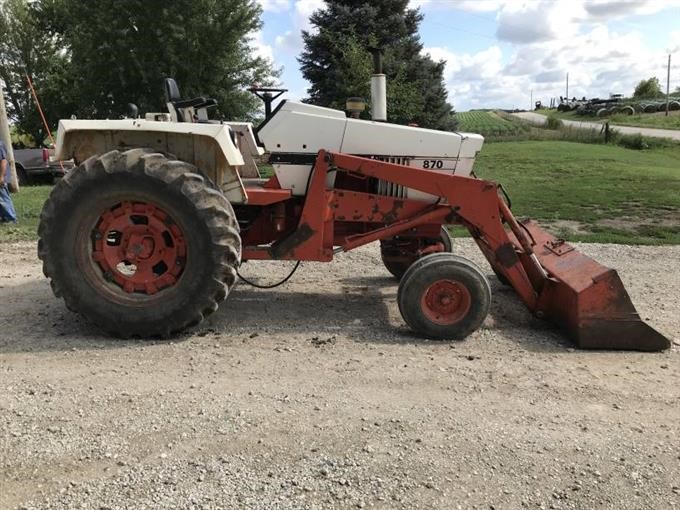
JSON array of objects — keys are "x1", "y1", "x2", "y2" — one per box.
[{"x1": 0, "y1": 184, "x2": 17, "y2": 223}]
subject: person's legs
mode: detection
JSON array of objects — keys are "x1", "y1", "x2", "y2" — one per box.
[{"x1": 0, "y1": 185, "x2": 18, "y2": 223}]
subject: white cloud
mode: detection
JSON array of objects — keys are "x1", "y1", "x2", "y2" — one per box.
[
  {"x1": 269, "y1": 0, "x2": 679, "y2": 109},
  {"x1": 257, "y1": 0, "x2": 290, "y2": 12},
  {"x1": 427, "y1": 46, "x2": 504, "y2": 82},
  {"x1": 670, "y1": 30, "x2": 680, "y2": 52},
  {"x1": 250, "y1": 30, "x2": 275, "y2": 62},
  {"x1": 293, "y1": 0, "x2": 324, "y2": 29},
  {"x1": 443, "y1": 0, "x2": 508, "y2": 12},
  {"x1": 275, "y1": 30, "x2": 301, "y2": 53},
  {"x1": 583, "y1": 0, "x2": 680, "y2": 20},
  {"x1": 444, "y1": 0, "x2": 680, "y2": 43},
  {"x1": 425, "y1": 21, "x2": 672, "y2": 110},
  {"x1": 534, "y1": 69, "x2": 565, "y2": 83},
  {"x1": 494, "y1": 1, "x2": 585, "y2": 44},
  {"x1": 446, "y1": 0, "x2": 680, "y2": 20},
  {"x1": 425, "y1": 45, "x2": 509, "y2": 109},
  {"x1": 496, "y1": 10, "x2": 558, "y2": 43},
  {"x1": 274, "y1": 0, "x2": 324, "y2": 54}
]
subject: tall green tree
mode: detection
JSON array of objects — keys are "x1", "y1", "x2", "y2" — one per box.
[
  {"x1": 315, "y1": 35, "x2": 423, "y2": 123},
  {"x1": 299, "y1": 0, "x2": 456, "y2": 130},
  {"x1": 0, "y1": 0, "x2": 71, "y2": 145},
  {"x1": 633, "y1": 77, "x2": 663, "y2": 99},
  {"x1": 36, "y1": 0, "x2": 277, "y2": 120}
]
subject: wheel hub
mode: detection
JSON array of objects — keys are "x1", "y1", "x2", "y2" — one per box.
[
  {"x1": 92, "y1": 201, "x2": 186, "y2": 295},
  {"x1": 421, "y1": 279, "x2": 472, "y2": 325},
  {"x1": 124, "y1": 232, "x2": 156, "y2": 261}
]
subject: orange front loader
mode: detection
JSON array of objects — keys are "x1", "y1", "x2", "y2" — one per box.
[
  {"x1": 39, "y1": 77, "x2": 669, "y2": 345},
  {"x1": 241, "y1": 150, "x2": 669, "y2": 352},
  {"x1": 39, "y1": 145, "x2": 671, "y2": 349}
]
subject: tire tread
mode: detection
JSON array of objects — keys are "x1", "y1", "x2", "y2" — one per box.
[{"x1": 38, "y1": 149, "x2": 241, "y2": 337}]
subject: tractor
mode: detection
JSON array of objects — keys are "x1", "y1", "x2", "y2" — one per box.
[{"x1": 37, "y1": 79, "x2": 670, "y2": 351}]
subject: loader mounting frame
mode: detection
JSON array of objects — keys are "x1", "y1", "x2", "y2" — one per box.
[{"x1": 241, "y1": 150, "x2": 669, "y2": 352}]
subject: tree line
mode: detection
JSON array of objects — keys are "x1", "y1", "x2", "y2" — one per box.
[
  {"x1": 633, "y1": 77, "x2": 680, "y2": 99},
  {"x1": 0, "y1": 0, "x2": 275, "y2": 144},
  {"x1": 0, "y1": 0, "x2": 457, "y2": 146},
  {"x1": 299, "y1": 0, "x2": 456, "y2": 130}
]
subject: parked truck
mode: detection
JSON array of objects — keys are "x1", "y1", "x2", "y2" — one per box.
[{"x1": 12, "y1": 146, "x2": 73, "y2": 185}]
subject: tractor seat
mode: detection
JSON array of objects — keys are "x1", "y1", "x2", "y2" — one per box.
[{"x1": 164, "y1": 78, "x2": 217, "y2": 121}]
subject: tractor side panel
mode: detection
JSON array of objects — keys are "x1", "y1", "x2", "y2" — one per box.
[
  {"x1": 225, "y1": 122, "x2": 264, "y2": 178},
  {"x1": 56, "y1": 122, "x2": 246, "y2": 203}
]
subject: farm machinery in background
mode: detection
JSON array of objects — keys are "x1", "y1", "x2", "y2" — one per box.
[
  {"x1": 558, "y1": 95, "x2": 680, "y2": 117},
  {"x1": 37, "y1": 68, "x2": 671, "y2": 351}
]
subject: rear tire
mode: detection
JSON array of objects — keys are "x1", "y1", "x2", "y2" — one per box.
[
  {"x1": 38, "y1": 148, "x2": 241, "y2": 337},
  {"x1": 16, "y1": 166, "x2": 29, "y2": 186},
  {"x1": 397, "y1": 253, "x2": 491, "y2": 340},
  {"x1": 381, "y1": 226, "x2": 452, "y2": 280}
]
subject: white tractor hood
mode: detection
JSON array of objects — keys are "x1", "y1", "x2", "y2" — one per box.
[
  {"x1": 258, "y1": 100, "x2": 483, "y2": 161},
  {"x1": 257, "y1": 101, "x2": 484, "y2": 199}
]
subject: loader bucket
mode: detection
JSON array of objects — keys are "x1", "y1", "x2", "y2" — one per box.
[{"x1": 521, "y1": 220, "x2": 670, "y2": 351}]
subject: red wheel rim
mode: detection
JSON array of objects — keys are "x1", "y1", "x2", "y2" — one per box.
[
  {"x1": 420, "y1": 279, "x2": 472, "y2": 325},
  {"x1": 91, "y1": 201, "x2": 186, "y2": 295}
]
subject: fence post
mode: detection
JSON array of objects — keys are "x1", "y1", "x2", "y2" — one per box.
[{"x1": 0, "y1": 79, "x2": 19, "y2": 192}]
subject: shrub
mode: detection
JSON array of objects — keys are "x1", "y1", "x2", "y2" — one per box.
[
  {"x1": 617, "y1": 133, "x2": 647, "y2": 150},
  {"x1": 545, "y1": 115, "x2": 563, "y2": 130}
]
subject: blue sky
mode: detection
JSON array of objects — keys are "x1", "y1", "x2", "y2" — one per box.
[{"x1": 253, "y1": 0, "x2": 680, "y2": 111}]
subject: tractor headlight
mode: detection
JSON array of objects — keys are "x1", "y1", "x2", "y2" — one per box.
[{"x1": 346, "y1": 97, "x2": 366, "y2": 118}]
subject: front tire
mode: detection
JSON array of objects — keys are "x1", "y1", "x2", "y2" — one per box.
[
  {"x1": 381, "y1": 227, "x2": 453, "y2": 280},
  {"x1": 38, "y1": 149, "x2": 241, "y2": 337},
  {"x1": 397, "y1": 253, "x2": 491, "y2": 340}
]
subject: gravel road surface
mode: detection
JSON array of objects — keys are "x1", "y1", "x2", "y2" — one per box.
[
  {"x1": 512, "y1": 111, "x2": 680, "y2": 141},
  {"x1": 1, "y1": 240, "x2": 679, "y2": 509}
]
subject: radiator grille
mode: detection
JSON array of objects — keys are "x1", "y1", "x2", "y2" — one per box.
[{"x1": 371, "y1": 156, "x2": 411, "y2": 198}]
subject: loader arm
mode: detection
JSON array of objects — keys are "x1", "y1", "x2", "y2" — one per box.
[
  {"x1": 322, "y1": 152, "x2": 542, "y2": 309},
  {"x1": 314, "y1": 151, "x2": 670, "y2": 351}
]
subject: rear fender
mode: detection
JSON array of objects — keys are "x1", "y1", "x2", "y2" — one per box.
[{"x1": 55, "y1": 119, "x2": 247, "y2": 203}]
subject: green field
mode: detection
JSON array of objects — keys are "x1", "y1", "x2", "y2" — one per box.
[
  {"x1": 540, "y1": 109, "x2": 680, "y2": 130},
  {"x1": 474, "y1": 141, "x2": 680, "y2": 244},
  {"x1": 2, "y1": 141, "x2": 679, "y2": 245},
  {"x1": 456, "y1": 110, "x2": 524, "y2": 137}
]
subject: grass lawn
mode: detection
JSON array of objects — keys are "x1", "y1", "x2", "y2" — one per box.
[
  {"x1": 605, "y1": 112, "x2": 680, "y2": 130},
  {"x1": 473, "y1": 141, "x2": 680, "y2": 244},
  {"x1": 2, "y1": 141, "x2": 679, "y2": 245},
  {"x1": 539, "y1": 109, "x2": 680, "y2": 130},
  {"x1": 0, "y1": 185, "x2": 51, "y2": 243}
]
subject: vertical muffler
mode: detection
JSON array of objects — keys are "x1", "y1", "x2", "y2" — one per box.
[{"x1": 369, "y1": 47, "x2": 387, "y2": 122}]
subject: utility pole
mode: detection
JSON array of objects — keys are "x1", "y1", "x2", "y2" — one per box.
[
  {"x1": 566, "y1": 72, "x2": 569, "y2": 99},
  {"x1": 0, "y1": 79, "x2": 19, "y2": 192},
  {"x1": 666, "y1": 54, "x2": 671, "y2": 117},
  {"x1": 530, "y1": 89, "x2": 533, "y2": 110}
]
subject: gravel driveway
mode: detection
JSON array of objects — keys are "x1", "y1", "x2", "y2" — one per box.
[
  {"x1": 1, "y1": 239, "x2": 678, "y2": 509},
  {"x1": 512, "y1": 111, "x2": 680, "y2": 141}
]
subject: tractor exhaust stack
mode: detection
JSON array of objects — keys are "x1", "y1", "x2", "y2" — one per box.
[{"x1": 369, "y1": 47, "x2": 387, "y2": 122}]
